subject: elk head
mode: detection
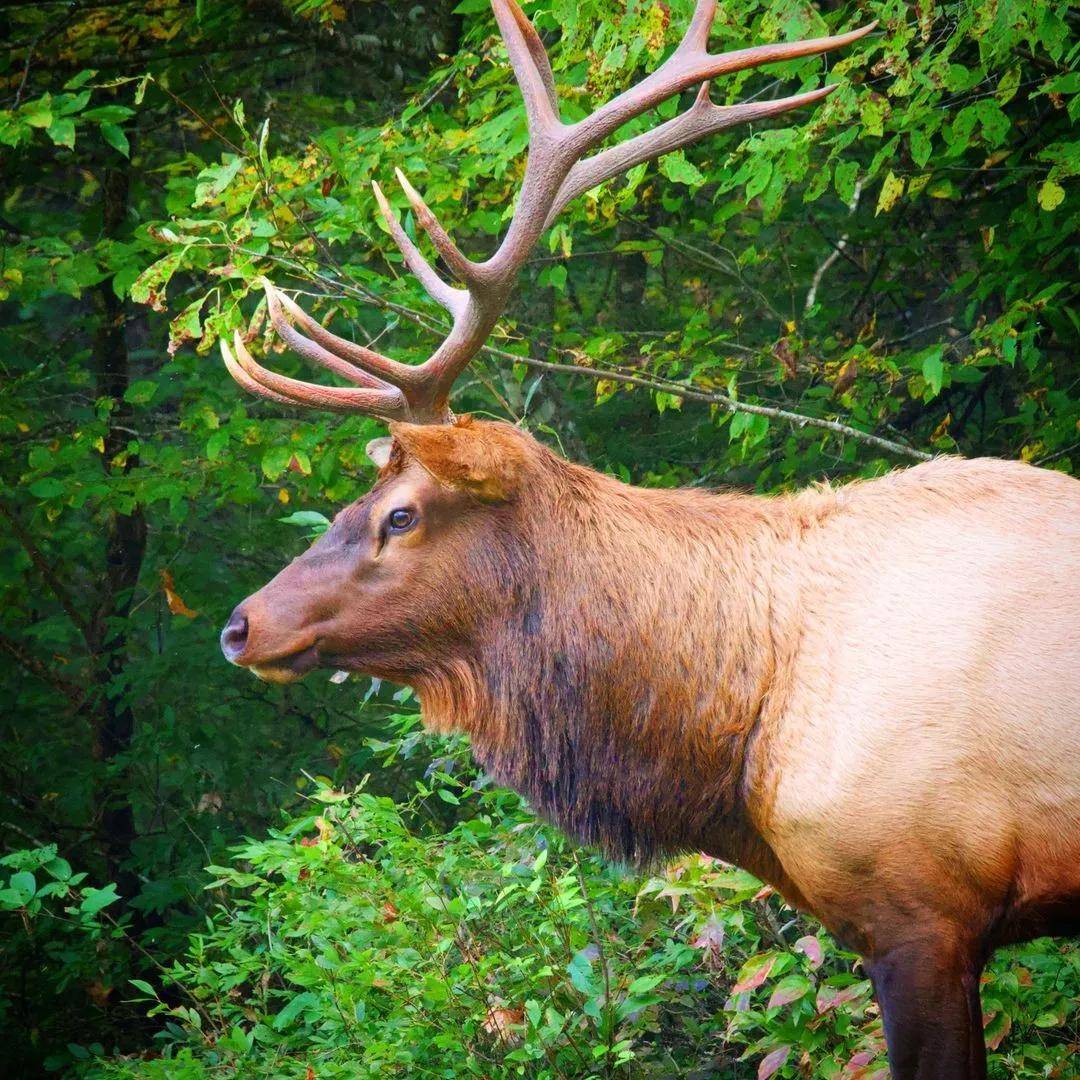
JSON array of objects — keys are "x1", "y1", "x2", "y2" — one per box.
[{"x1": 219, "y1": 0, "x2": 873, "y2": 685}]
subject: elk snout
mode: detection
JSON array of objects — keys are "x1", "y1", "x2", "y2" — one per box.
[{"x1": 220, "y1": 606, "x2": 250, "y2": 664}]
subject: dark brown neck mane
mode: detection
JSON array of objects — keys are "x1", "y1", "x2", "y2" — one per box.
[{"x1": 415, "y1": 456, "x2": 816, "y2": 866}]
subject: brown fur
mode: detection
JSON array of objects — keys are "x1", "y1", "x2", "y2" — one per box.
[{"x1": 221, "y1": 419, "x2": 1080, "y2": 1079}]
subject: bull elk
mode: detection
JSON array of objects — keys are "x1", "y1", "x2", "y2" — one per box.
[{"x1": 215, "y1": 3, "x2": 1080, "y2": 1076}]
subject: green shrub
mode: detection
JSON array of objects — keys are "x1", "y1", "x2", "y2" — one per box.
[{"x1": 53, "y1": 715, "x2": 1075, "y2": 1079}]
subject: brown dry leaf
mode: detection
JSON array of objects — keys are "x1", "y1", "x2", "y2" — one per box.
[
  {"x1": 772, "y1": 336, "x2": 799, "y2": 380},
  {"x1": 930, "y1": 412, "x2": 952, "y2": 441},
  {"x1": 160, "y1": 569, "x2": 197, "y2": 618},
  {"x1": 834, "y1": 357, "x2": 858, "y2": 396}
]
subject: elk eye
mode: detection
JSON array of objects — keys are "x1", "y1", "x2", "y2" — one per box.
[{"x1": 387, "y1": 508, "x2": 415, "y2": 533}]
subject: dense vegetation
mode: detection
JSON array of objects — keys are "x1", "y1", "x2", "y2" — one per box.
[{"x1": 1, "y1": 0, "x2": 1076, "y2": 1076}]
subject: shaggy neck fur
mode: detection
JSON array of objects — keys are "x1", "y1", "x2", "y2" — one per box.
[{"x1": 415, "y1": 449, "x2": 819, "y2": 865}]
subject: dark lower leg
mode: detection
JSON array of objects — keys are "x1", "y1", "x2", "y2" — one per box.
[{"x1": 867, "y1": 935, "x2": 987, "y2": 1080}]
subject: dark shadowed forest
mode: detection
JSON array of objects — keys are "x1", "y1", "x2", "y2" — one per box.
[{"x1": 1, "y1": 0, "x2": 1077, "y2": 1076}]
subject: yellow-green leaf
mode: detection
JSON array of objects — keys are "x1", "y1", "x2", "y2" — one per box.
[
  {"x1": 1038, "y1": 179, "x2": 1065, "y2": 211},
  {"x1": 875, "y1": 171, "x2": 905, "y2": 215}
]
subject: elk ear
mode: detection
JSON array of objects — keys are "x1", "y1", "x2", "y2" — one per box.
[
  {"x1": 365, "y1": 437, "x2": 394, "y2": 470},
  {"x1": 389, "y1": 419, "x2": 527, "y2": 503}
]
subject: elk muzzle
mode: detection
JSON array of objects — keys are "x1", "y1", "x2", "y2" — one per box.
[{"x1": 219, "y1": 589, "x2": 324, "y2": 684}]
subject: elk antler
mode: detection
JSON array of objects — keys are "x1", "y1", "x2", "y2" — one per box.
[{"x1": 222, "y1": 0, "x2": 875, "y2": 424}]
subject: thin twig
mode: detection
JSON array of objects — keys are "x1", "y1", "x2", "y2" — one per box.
[{"x1": 805, "y1": 178, "x2": 862, "y2": 312}]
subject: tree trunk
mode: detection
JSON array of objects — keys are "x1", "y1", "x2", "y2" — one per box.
[{"x1": 89, "y1": 162, "x2": 147, "y2": 903}]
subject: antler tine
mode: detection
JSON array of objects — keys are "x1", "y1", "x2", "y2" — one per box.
[
  {"x1": 491, "y1": 0, "x2": 560, "y2": 133},
  {"x1": 226, "y1": 331, "x2": 409, "y2": 419},
  {"x1": 393, "y1": 169, "x2": 487, "y2": 289},
  {"x1": 372, "y1": 182, "x2": 467, "y2": 317},
  {"x1": 677, "y1": 0, "x2": 719, "y2": 57},
  {"x1": 221, "y1": 337, "x2": 301, "y2": 407},
  {"x1": 545, "y1": 83, "x2": 838, "y2": 228},
  {"x1": 261, "y1": 283, "x2": 393, "y2": 391},
  {"x1": 265, "y1": 283, "x2": 426, "y2": 391},
  {"x1": 568, "y1": 19, "x2": 877, "y2": 155}
]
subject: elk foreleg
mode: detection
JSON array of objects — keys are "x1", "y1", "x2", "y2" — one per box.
[{"x1": 866, "y1": 931, "x2": 987, "y2": 1080}]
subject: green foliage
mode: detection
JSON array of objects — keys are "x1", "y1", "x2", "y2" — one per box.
[
  {"x1": 1, "y1": 0, "x2": 1077, "y2": 1073},
  {"x1": 35, "y1": 720, "x2": 1077, "y2": 1079}
]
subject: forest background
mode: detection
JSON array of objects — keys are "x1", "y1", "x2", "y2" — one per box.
[{"x1": 1, "y1": 0, "x2": 1077, "y2": 1077}]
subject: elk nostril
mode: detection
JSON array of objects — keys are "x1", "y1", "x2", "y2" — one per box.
[{"x1": 220, "y1": 609, "x2": 249, "y2": 663}]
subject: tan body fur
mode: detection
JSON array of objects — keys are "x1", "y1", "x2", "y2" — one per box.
[
  {"x1": 743, "y1": 458, "x2": 1080, "y2": 949},
  {"x1": 223, "y1": 421, "x2": 1080, "y2": 1078}
]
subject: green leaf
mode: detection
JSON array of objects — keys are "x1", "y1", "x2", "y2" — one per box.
[
  {"x1": 996, "y1": 65, "x2": 1022, "y2": 104},
  {"x1": 9, "y1": 871, "x2": 36, "y2": 900},
  {"x1": 194, "y1": 156, "x2": 244, "y2": 207},
  {"x1": 124, "y1": 379, "x2": 157, "y2": 405},
  {"x1": 46, "y1": 117, "x2": 76, "y2": 149},
  {"x1": 100, "y1": 122, "x2": 130, "y2": 158},
  {"x1": 833, "y1": 160, "x2": 859, "y2": 204},
  {"x1": 206, "y1": 429, "x2": 229, "y2": 461},
  {"x1": 130, "y1": 251, "x2": 183, "y2": 310},
  {"x1": 744, "y1": 160, "x2": 772, "y2": 202},
  {"x1": 44, "y1": 857, "x2": 72, "y2": 881},
  {"x1": 262, "y1": 445, "x2": 293, "y2": 481},
  {"x1": 568, "y1": 948, "x2": 596, "y2": 994},
  {"x1": 28, "y1": 477, "x2": 65, "y2": 499},
  {"x1": 63, "y1": 69, "x2": 96, "y2": 90},
  {"x1": 909, "y1": 130, "x2": 932, "y2": 168},
  {"x1": 272, "y1": 991, "x2": 318, "y2": 1031},
  {"x1": 57, "y1": 90, "x2": 91, "y2": 116},
  {"x1": 22, "y1": 97, "x2": 53, "y2": 129},
  {"x1": 627, "y1": 973, "x2": 665, "y2": 996},
  {"x1": 278, "y1": 511, "x2": 331, "y2": 529},
  {"x1": 82, "y1": 105, "x2": 134, "y2": 123},
  {"x1": 922, "y1": 348, "x2": 945, "y2": 397},
  {"x1": 659, "y1": 150, "x2": 706, "y2": 188},
  {"x1": 80, "y1": 884, "x2": 119, "y2": 915}
]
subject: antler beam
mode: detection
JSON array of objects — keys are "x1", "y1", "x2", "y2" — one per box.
[{"x1": 222, "y1": 0, "x2": 875, "y2": 424}]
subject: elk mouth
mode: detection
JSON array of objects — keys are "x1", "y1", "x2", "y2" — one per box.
[{"x1": 249, "y1": 643, "x2": 321, "y2": 684}]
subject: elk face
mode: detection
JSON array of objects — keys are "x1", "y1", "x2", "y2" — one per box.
[{"x1": 220, "y1": 419, "x2": 531, "y2": 685}]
